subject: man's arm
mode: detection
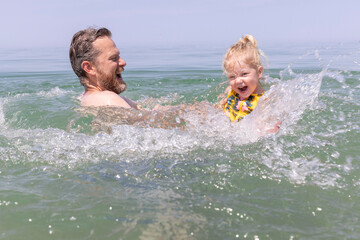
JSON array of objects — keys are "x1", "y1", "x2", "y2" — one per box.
[{"x1": 121, "y1": 96, "x2": 138, "y2": 109}]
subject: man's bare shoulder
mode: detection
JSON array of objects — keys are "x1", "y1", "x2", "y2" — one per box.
[{"x1": 80, "y1": 91, "x2": 132, "y2": 108}]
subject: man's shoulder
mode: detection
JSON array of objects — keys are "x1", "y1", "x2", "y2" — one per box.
[
  {"x1": 96, "y1": 90, "x2": 122, "y2": 99},
  {"x1": 80, "y1": 91, "x2": 132, "y2": 108}
]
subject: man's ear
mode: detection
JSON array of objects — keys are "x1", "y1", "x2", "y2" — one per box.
[{"x1": 81, "y1": 61, "x2": 96, "y2": 76}]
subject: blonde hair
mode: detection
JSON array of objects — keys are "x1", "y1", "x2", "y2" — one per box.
[{"x1": 223, "y1": 35, "x2": 265, "y2": 73}]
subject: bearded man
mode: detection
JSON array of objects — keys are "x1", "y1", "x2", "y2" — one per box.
[{"x1": 69, "y1": 27, "x2": 137, "y2": 108}]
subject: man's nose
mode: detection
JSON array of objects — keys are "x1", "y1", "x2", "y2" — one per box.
[{"x1": 119, "y1": 57, "x2": 126, "y2": 67}]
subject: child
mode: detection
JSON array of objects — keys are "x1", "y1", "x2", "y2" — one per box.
[{"x1": 222, "y1": 35, "x2": 266, "y2": 122}]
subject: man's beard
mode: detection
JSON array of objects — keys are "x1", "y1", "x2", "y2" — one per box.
[{"x1": 97, "y1": 67, "x2": 127, "y2": 94}]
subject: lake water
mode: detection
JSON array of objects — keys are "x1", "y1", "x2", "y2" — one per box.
[{"x1": 0, "y1": 41, "x2": 359, "y2": 239}]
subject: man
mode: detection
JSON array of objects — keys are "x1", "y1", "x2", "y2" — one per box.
[{"x1": 69, "y1": 27, "x2": 137, "y2": 108}]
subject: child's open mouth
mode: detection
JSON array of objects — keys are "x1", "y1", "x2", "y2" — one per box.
[{"x1": 238, "y1": 86, "x2": 248, "y2": 92}]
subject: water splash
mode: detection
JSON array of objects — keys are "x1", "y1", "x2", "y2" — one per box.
[
  {"x1": 0, "y1": 68, "x2": 325, "y2": 172},
  {"x1": 254, "y1": 68, "x2": 324, "y2": 133},
  {"x1": 1, "y1": 47, "x2": 358, "y2": 191}
]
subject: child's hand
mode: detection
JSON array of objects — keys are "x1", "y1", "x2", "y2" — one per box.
[
  {"x1": 265, "y1": 121, "x2": 282, "y2": 134},
  {"x1": 258, "y1": 121, "x2": 282, "y2": 135}
]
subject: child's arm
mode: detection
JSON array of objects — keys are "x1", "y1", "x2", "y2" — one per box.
[{"x1": 214, "y1": 86, "x2": 231, "y2": 109}]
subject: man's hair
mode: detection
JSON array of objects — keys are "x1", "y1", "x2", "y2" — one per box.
[{"x1": 69, "y1": 27, "x2": 112, "y2": 86}]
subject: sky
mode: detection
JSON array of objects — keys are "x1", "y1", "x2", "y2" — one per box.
[{"x1": 1, "y1": 0, "x2": 359, "y2": 49}]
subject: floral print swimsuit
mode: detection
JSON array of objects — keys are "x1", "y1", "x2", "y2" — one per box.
[{"x1": 224, "y1": 90, "x2": 263, "y2": 122}]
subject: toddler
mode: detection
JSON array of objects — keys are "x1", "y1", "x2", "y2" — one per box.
[{"x1": 222, "y1": 35, "x2": 265, "y2": 122}]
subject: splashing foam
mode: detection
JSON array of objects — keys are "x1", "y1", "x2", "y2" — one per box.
[
  {"x1": 245, "y1": 68, "x2": 349, "y2": 187},
  {"x1": 36, "y1": 86, "x2": 75, "y2": 98},
  {"x1": 0, "y1": 98, "x2": 7, "y2": 125},
  {"x1": 0, "y1": 70, "x2": 324, "y2": 179},
  {"x1": 250, "y1": 67, "x2": 324, "y2": 134}
]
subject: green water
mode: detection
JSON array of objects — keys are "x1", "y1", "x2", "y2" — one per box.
[{"x1": 0, "y1": 43, "x2": 359, "y2": 239}]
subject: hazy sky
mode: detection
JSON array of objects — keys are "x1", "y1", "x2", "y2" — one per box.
[{"x1": 1, "y1": 0, "x2": 359, "y2": 48}]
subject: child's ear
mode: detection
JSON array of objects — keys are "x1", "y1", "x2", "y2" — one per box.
[
  {"x1": 81, "y1": 61, "x2": 96, "y2": 76},
  {"x1": 258, "y1": 66, "x2": 263, "y2": 78}
]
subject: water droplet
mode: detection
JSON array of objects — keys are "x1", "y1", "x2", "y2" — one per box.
[{"x1": 331, "y1": 151, "x2": 340, "y2": 159}]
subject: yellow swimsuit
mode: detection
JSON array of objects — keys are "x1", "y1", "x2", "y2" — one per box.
[{"x1": 224, "y1": 90, "x2": 263, "y2": 122}]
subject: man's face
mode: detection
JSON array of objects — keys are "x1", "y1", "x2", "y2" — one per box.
[{"x1": 92, "y1": 37, "x2": 127, "y2": 94}]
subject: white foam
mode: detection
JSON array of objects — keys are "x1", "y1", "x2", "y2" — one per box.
[
  {"x1": 36, "y1": 87, "x2": 75, "y2": 98},
  {"x1": 1, "y1": 68, "x2": 347, "y2": 189},
  {"x1": 0, "y1": 97, "x2": 7, "y2": 125},
  {"x1": 1, "y1": 69, "x2": 323, "y2": 158}
]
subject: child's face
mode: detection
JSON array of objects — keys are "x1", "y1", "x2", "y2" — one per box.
[{"x1": 227, "y1": 61, "x2": 263, "y2": 100}]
